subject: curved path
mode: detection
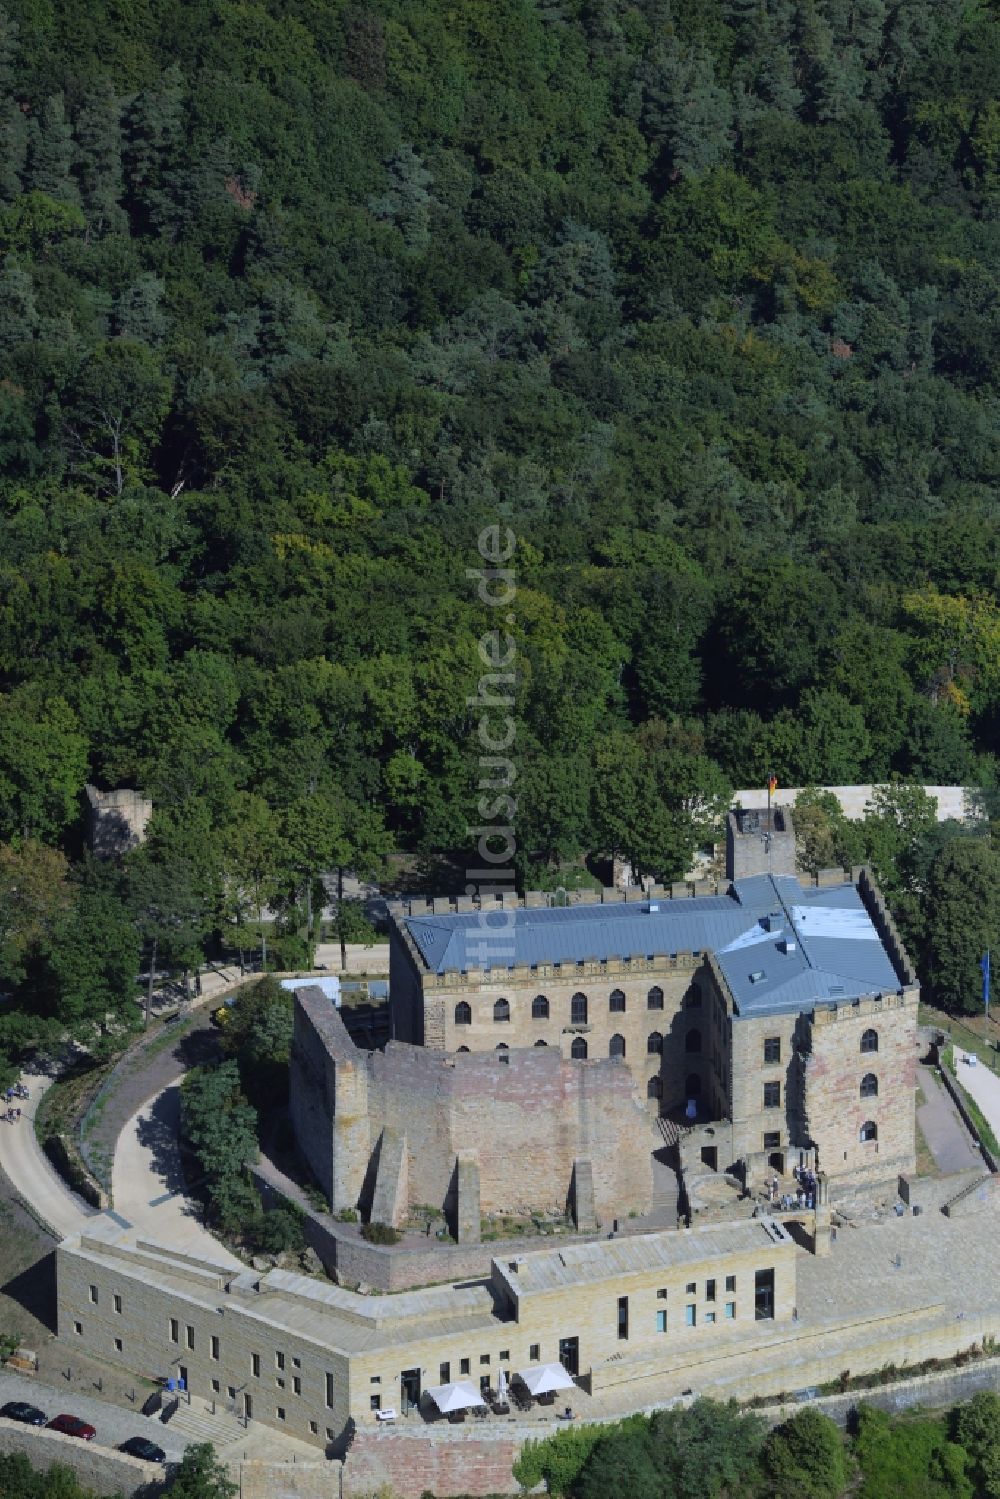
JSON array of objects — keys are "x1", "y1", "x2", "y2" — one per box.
[
  {"x1": 0, "y1": 1072, "x2": 95, "y2": 1238},
  {"x1": 112, "y1": 1078, "x2": 242, "y2": 1268}
]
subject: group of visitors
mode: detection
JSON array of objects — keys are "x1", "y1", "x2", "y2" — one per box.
[{"x1": 766, "y1": 1164, "x2": 818, "y2": 1211}]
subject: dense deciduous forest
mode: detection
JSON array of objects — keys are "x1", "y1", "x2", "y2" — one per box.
[{"x1": 0, "y1": 0, "x2": 999, "y2": 1061}]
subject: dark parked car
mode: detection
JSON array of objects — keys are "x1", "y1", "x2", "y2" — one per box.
[
  {"x1": 119, "y1": 1435, "x2": 166, "y2": 1463},
  {"x1": 0, "y1": 1401, "x2": 47, "y2": 1426},
  {"x1": 46, "y1": 1413, "x2": 96, "y2": 1441}
]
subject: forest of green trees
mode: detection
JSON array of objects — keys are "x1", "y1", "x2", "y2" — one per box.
[{"x1": 0, "y1": 0, "x2": 999, "y2": 1068}]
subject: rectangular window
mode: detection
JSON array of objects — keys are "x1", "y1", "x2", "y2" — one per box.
[
  {"x1": 617, "y1": 1296, "x2": 629, "y2": 1340},
  {"x1": 370, "y1": 1394, "x2": 381, "y2": 1412},
  {"x1": 763, "y1": 1081, "x2": 781, "y2": 1109},
  {"x1": 253, "y1": 1354, "x2": 261, "y2": 1378},
  {"x1": 169, "y1": 1319, "x2": 179, "y2": 1344},
  {"x1": 685, "y1": 1305, "x2": 696, "y2": 1328},
  {"x1": 276, "y1": 1407, "x2": 285, "y2": 1421},
  {"x1": 186, "y1": 1325, "x2": 194, "y2": 1350},
  {"x1": 656, "y1": 1289, "x2": 667, "y2": 1300},
  {"x1": 529, "y1": 1345, "x2": 539, "y2": 1362},
  {"x1": 725, "y1": 1302, "x2": 736, "y2": 1320},
  {"x1": 480, "y1": 1353, "x2": 490, "y2": 1365},
  {"x1": 325, "y1": 1373, "x2": 334, "y2": 1409},
  {"x1": 763, "y1": 1131, "x2": 780, "y2": 1150},
  {"x1": 370, "y1": 1376, "x2": 380, "y2": 1385},
  {"x1": 309, "y1": 1421, "x2": 318, "y2": 1435},
  {"x1": 763, "y1": 1037, "x2": 781, "y2": 1065},
  {"x1": 114, "y1": 1337, "x2": 123, "y2": 1352},
  {"x1": 705, "y1": 1312, "x2": 716, "y2": 1325},
  {"x1": 755, "y1": 1268, "x2": 775, "y2": 1321},
  {"x1": 460, "y1": 1357, "x2": 470, "y2": 1376},
  {"x1": 725, "y1": 1276, "x2": 736, "y2": 1293},
  {"x1": 293, "y1": 1376, "x2": 301, "y2": 1396},
  {"x1": 212, "y1": 1379, "x2": 221, "y2": 1394},
  {"x1": 276, "y1": 1351, "x2": 285, "y2": 1371},
  {"x1": 113, "y1": 1294, "x2": 122, "y2": 1315},
  {"x1": 276, "y1": 1377, "x2": 285, "y2": 1390},
  {"x1": 656, "y1": 1310, "x2": 667, "y2": 1334},
  {"x1": 326, "y1": 1428, "x2": 335, "y2": 1442},
  {"x1": 292, "y1": 1357, "x2": 301, "y2": 1369},
  {"x1": 706, "y1": 1279, "x2": 716, "y2": 1302},
  {"x1": 89, "y1": 1285, "x2": 98, "y2": 1304},
  {"x1": 500, "y1": 1350, "x2": 509, "y2": 1362},
  {"x1": 211, "y1": 1336, "x2": 220, "y2": 1361},
  {"x1": 685, "y1": 1282, "x2": 696, "y2": 1295}
]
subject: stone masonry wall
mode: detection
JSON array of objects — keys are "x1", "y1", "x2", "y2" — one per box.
[
  {"x1": 805, "y1": 989, "x2": 918, "y2": 1183},
  {"x1": 343, "y1": 1429, "x2": 521, "y2": 1499},
  {"x1": 290, "y1": 988, "x2": 653, "y2": 1223},
  {"x1": 366, "y1": 1042, "x2": 653, "y2": 1222}
]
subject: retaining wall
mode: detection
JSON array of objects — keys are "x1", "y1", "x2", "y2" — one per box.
[{"x1": 0, "y1": 1417, "x2": 164, "y2": 1497}]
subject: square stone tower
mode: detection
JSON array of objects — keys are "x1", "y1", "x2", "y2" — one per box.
[{"x1": 726, "y1": 807, "x2": 796, "y2": 881}]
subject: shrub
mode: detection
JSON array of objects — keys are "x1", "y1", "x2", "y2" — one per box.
[
  {"x1": 361, "y1": 1221, "x2": 400, "y2": 1245},
  {"x1": 760, "y1": 1407, "x2": 848, "y2": 1499}
]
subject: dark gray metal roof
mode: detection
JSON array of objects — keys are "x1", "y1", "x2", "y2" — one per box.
[{"x1": 402, "y1": 875, "x2": 904, "y2": 1020}]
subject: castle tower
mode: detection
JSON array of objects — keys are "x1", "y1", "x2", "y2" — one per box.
[{"x1": 725, "y1": 807, "x2": 796, "y2": 881}]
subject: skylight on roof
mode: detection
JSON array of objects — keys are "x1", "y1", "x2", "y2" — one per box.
[{"x1": 750, "y1": 970, "x2": 766, "y2": 983}]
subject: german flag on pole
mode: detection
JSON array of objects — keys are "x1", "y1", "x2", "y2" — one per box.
[{"x1": 767, "y1": 775, "x2": 778, "y2": 796}]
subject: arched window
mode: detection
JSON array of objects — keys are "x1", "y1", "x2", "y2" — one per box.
[
  {"x1": 571, "y1": 992, "x2": 588, "y2": 1025},
  {"x1": 496, "y1": 1042, "x2": 509, "y2": 1052},
  {"x1": 609, "y1": 989, "x2": 626, "y2": 1014},
  {"x1": 861, "y1": 1028, "x2": 878, "y2": 1054},
  {"x1": 647, "y1": 1031, "x2": 663, "y2": 1055},
  {"x1": 455, "y1": 1001, "x2": 472, "y2": 1026},
  {"x1": 685, "y1": 1073, "x2": 702, "y2": 1098},
  {"x1": 648, "y1": 1076, "x2": 663, "y2": 1100},
  {"x1": 457, "y1": 1045, "x2": 469, "y2": 1053},
  {"x1": 494, "y1": 998, "x2": 510, "y2": 1023},
  {"x1": 860, "y1": 1073, "x2": 878, "y2": 1099},
  {"x1": 571, "y1": 1036, "x2": 588, "y2": 1060},
  {"x1": 685, "y1": 1028, "x2": 702, "y2": 1054},
  {"x1": 609, "y1": 1033, "x2": 626, "y2": 1060},
  {"x1": 860, "y1": 1120, "x2": 877, "y2": 1142},
  {"x1": 534, "y1": 1038, "x2": 547, "y2": 1047},
  {"x1": 532, "y1": 994, "x2": 549, "y2": 1019},
  {"x1": 647, "y1": 986, "x2": 664, "y2": 1011}
]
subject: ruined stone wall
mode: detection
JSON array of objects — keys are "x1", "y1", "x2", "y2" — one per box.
[
  {"x1": 290, "y1": 991, "x2": 373, "y2": 1209},
  {"x1": 85, "y1": 785, "x2": 153, "y2": 859},
  {"x1": 804, "y1": 989, "x2": 918, "y2": 1184},
  {"x1": 366, "y1": 1044, "x2": 653, "y2": 1222}
]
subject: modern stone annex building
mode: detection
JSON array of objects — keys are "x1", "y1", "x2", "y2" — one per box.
[
  {"x1": 369, "y1": 808, "x2": 918, "y2": 1228},
  {"x1": 57, "y1": 1212, "x2": 797, "y2": 1446}
]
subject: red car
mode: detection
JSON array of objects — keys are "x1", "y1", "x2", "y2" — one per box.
[{"x1": 46, "y1": 1414, "x2": 96, "y2": 1441}]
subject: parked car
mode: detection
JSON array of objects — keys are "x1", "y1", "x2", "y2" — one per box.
[
  {"x1": 46, "y1": 1413, "x2": 96, "y2": 1441},
  {"x1": 0, "y1": 1401, "x2": 47, "y2": 1426},
  {"x1": 119, "y1": 1435, "x2": 166, "y2": 1463}
]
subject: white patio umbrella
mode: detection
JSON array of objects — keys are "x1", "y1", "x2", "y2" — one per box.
[
  {"x1": 426, "y1": 1381, "x2": 487, "y2": 1414},
  {"x1": 516, "y1": 1363, "x2": 575, "y2": 1396},
  {"x1": 497, "y1": 1368, "x2": 508, "y2": 1400}
]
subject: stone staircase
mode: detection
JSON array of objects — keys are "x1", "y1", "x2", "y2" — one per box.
[
  {"x1": 657, "y1": 1117, "x2": 681, "y2": 1149},
  {"x1": 164, "y1": 1398, "x2": 250, "y2": 1446}
]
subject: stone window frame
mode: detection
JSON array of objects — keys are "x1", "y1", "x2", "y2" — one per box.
[
  {"x1": 571, "y1": 1035, "x2": 588, "y2": 1060},
  {"x1": 647, "y1": 986, "x2": 664, "y2": 1011},
  {"x1": 571, "y1": 992, "x2": 588, "y2": 1025},
  {"x1": 860, "y1": 1028, "x2": 879, "y2": 1054},
  {"x1": 455, "y1": 1001, "x2": 472, "y2": 1026},
  {"x1": 763, "y1": 1036, "x2": 781, "y2": 1065},
  {"x1": 763, "y1": 1130, "x2": 780, "y2": 1150},
  {"x1": 860, "y1": 1119, "x2": 878, "y2": 1142},
  {"x1": 860, "y1": 1072, "x2": 878, "y2": 1099},
  {"x1": 609, "y1": 988, "x2": 626, "y2": 1014},
  {"x1": 647, "y1": 1076, "x2": 662, "y2": 1100},
  {"x1": 763, "y1": 1080, "x2": 781, "y2": 1109},
  {"x1": 609, "y1": 1033, "x2": 626, "y2": 1060},
  {"x1": 531, "y1": 994, "x2": 550, "y2": 1019},
  {"x1": 647, "y1": 1030, "x2": 663, "y2": 1054},
  {"x1": 493, "y1": 998, "x2": 511, "y2": 1023}
]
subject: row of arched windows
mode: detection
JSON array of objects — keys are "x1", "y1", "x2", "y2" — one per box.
[{"x1": 455, "y1": 987, "x2": 670, "y2": 1027}]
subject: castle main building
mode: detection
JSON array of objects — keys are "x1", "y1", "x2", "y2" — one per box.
[{"x1": 383, "y1": 810, "x2": 917, "y2": 1213}]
